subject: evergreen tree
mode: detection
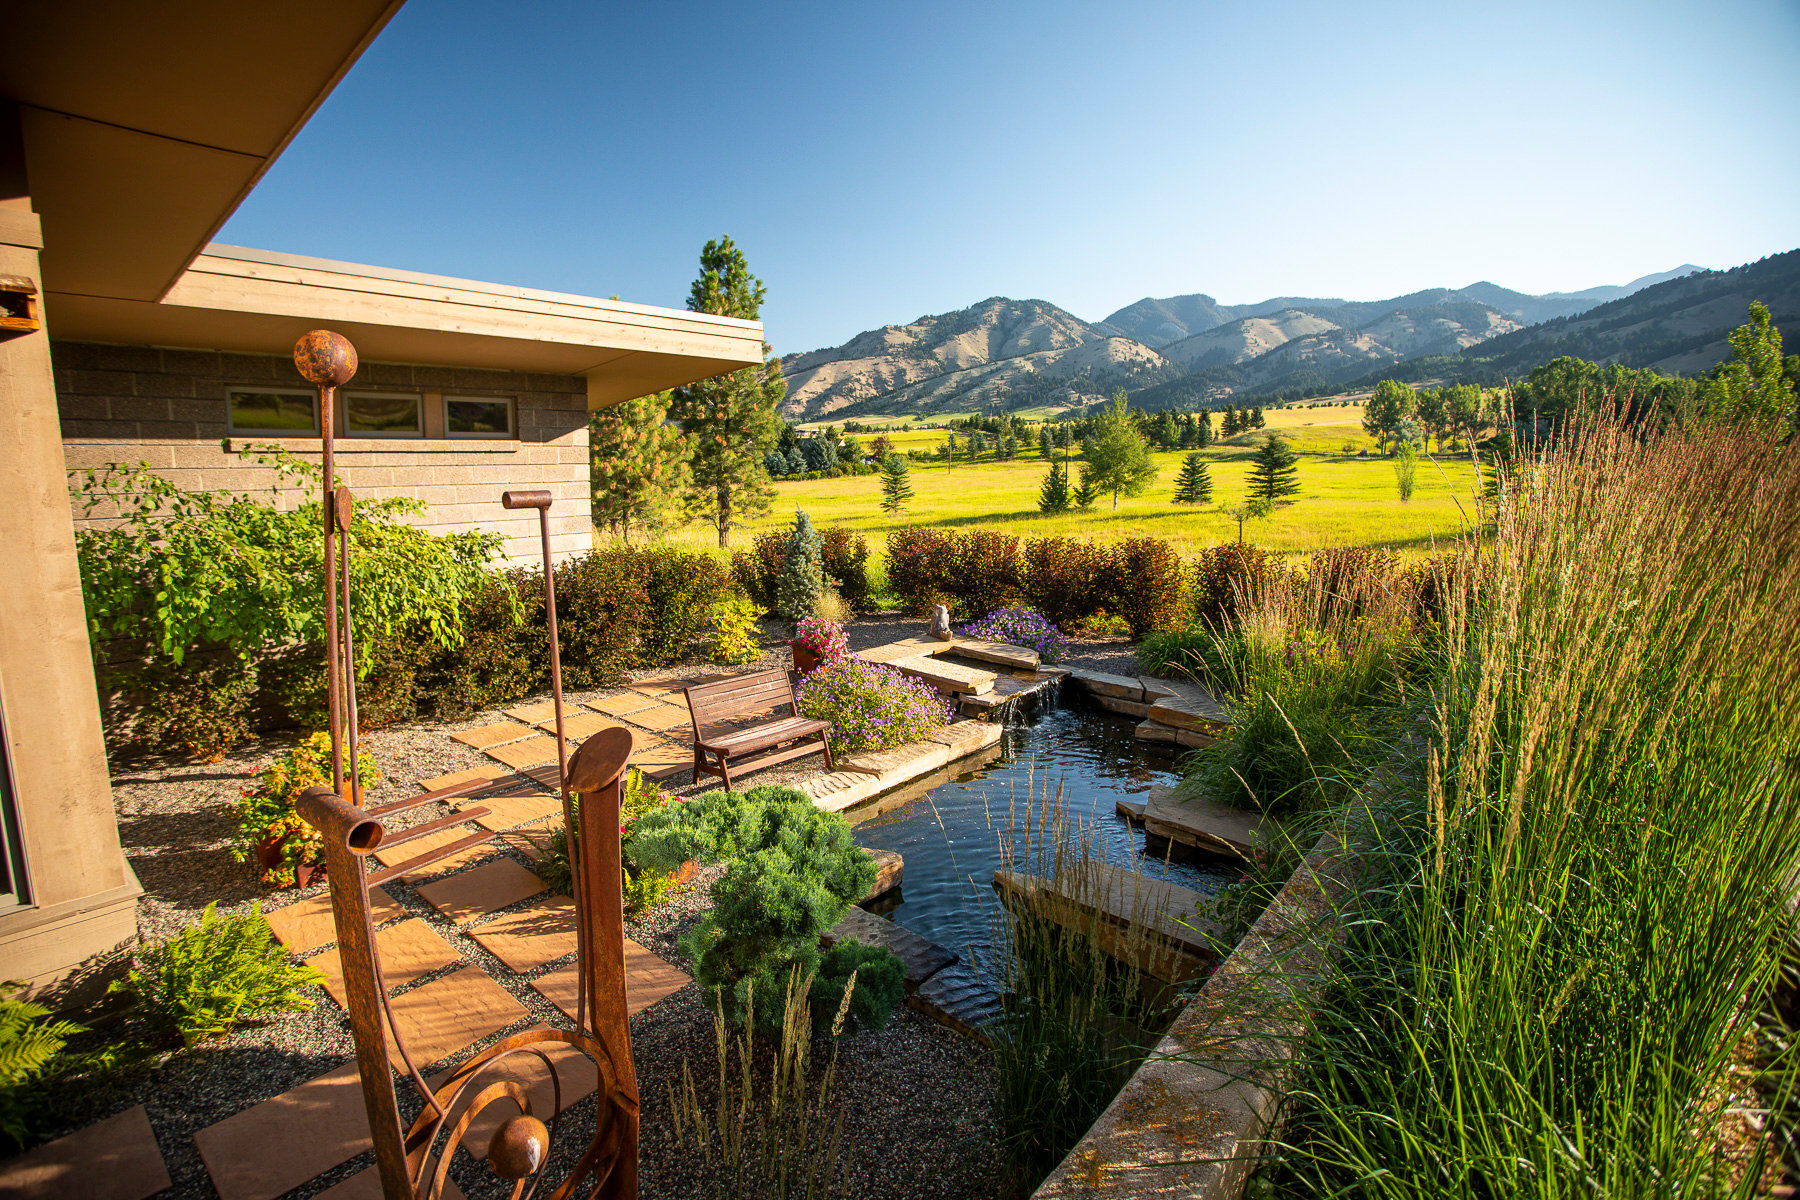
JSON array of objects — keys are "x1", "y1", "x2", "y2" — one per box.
[
  {"x1": 1709, "y1": 301, "x2": 1798, "y2": 429},
  {"x1": 1039, "y1": 425, "x2": 1054, "y2": 459},
  {"x1": 1198, "y1": 410, "x2": 1214, "y2": 447},
  {"x1": 1180, "y1": 412, "x2": 1198, "y2": 449},
  {"x1": 775, "y1": 509, "x2": 824, "y2": 632},
  {"x1": 1072, "y1": 464, "x2": 1099, "y2": 510},
  {"x1": 878, "y1": 453, "x2": 913, "y2": 515},
  {"x1": 1081, "y1": 391, "x2": 1159, "y2": 510},
  {"x1": 970, "y1": 430, "x2": 988, "y2": 456},
  {"x1": 590, "y1": 390, "x2": 687, "y2": 543},
  {"x1": 670, "y1": 237, "x2": 784, "y2": 546},
  {"x1": 1172, "y1": 452, "x2": 1214, "y2": 504},
  {"x1": 1221, "y1": 407, "x2": 1241, "y2": 437},
  {"x1": 800, "y1": 437, "x2": 838, "y2": 473},
  {"x1": 1246, "y1": 433, "x2": 1301, "y2": 503},
  {"x1": 1251, "y1": 406, "x2": 1266, "y2": 429},
  {"x1": 1154, "y1": 411, "x2": 1180, "y2": 449},
  {"x1": 762, "y1": 449, "x2": 788, "y2": 477},
  {"x1": 784, "y1": 446, "x2": 807, "y2": 476},
  {"x1": 1038, "y1": 460, "x2": 1071, "y2": 514}
]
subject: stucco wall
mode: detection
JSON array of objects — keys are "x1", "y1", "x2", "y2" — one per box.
[{"x1": 53, "y1": 342, "x2": 593, "y2": 564}]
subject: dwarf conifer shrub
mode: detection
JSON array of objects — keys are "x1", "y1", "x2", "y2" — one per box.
[
  {"x1": 775, "y1": 511, "x2": 825, "y2": 632},
  {"x1": 630, "y1": 787, "x2": 902, "y2": 1031},
  {"x1": 1107, "y1": 537, "x2": 1189, "y2": 638}
]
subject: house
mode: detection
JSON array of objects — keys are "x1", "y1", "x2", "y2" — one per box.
[{"x1": 0, "y1": 1, "x2": 763, "y2": 996}]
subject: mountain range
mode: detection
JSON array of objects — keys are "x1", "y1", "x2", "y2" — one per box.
[{"x1": 776, "y1": 257, "x2": 1800, "y2": 420}]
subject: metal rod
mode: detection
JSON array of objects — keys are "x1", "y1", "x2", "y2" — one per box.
[{"x1": 336, "y1": 484, "x2": 362, "y2": 805}]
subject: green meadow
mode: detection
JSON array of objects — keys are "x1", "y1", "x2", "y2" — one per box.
[{"x1": 687, "y1": 404, "x2": 1482, "y2": 560}]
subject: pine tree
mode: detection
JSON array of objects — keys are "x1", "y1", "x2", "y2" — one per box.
[
  {"x1": 1198, "y1": 410, "x2": 1213, "y2": 447},
  {"x1": 1081, "y1": 391, "x2": 1159, "y2": 510},
  {"x1": 590, "y1": 390, "x2": 688, "y2": 542},
  {"x1": 1172, "y1": 452, "x2": 1214, "y2": 504},
  {"x1": 879, "y1": 454, "x2": 913, "y2": 515},
  {"x1": 669, "y1": 237, "x2": 784, "y2": 547},
  {"x1": 1073, "y1": 464, "x2": 1099, "y2": 511},
  {"x1": 784, "y1": 446, "x2": 807, "y2": 477},
  {"x1": 1221, "y1": 407, "x2": 1240, "y2": 437},
  {"x1": 1038, "y1": 460, "x2": 1070, "y2": 514},
  {"x1": 1039, "y1": 426, "x2": 1054, "y2": 459},
  {"x1": 775, "y1": 509, "x2": 824, "y2": 631},
  {"x1": 1246, "y1": 433, "x2": 1301, "y2": 503},
  {"x1": 1251, "y1": 406, "x2": 1265, "y2": 429}
]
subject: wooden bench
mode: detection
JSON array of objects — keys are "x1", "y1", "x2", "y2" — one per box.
[{"x1": 683, "y1": 670, "x2": 834, "y2": 790}]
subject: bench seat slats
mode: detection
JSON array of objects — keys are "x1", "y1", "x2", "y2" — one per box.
[
  {"x1": 681, "y1": 669, "x2": 834, "y2": 789},
  {"x1": 698, "y1": 716, "x2": 832, "y2": 756}
]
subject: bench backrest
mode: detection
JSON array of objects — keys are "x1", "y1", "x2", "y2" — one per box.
[{"x1": 683, "y1": 669, "x2": 796, "y2": 739}]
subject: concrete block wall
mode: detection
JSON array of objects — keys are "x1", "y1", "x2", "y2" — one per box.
[{"x1": 52, "y1": 342, "x2": 592, "y2": 564}]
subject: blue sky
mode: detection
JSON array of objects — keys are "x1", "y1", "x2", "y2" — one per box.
[{"x1": 220, "y1": 0, "x2": 1800, "y2": 354}]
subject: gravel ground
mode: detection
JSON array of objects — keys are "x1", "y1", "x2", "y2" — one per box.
[{"x1": 38, "y1": 611, "x2": 1022, "y2": 1199}]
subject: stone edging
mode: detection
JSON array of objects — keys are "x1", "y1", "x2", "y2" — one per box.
[{"x1": 1031, "y1": 811, "x2": 1375, "y2": 1199}]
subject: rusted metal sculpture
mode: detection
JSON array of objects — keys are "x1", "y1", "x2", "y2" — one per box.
[{"x1": 291, "y1": 332, "x2": 640, "y2": 1198}]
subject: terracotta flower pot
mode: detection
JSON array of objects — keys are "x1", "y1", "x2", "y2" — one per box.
[
  {"x1": 256, "y1": 832, "x2": 325, "y2": 889},
  {"x1": 792, "y1": 644, "x2": 820, "y2": 674}
]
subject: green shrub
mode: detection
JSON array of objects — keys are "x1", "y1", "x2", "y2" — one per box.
[
  {"x1": 554, "y1": 550, "x2": 650, "y2": 688},
  {"x1": 638, "y1": 545, "x2": 733, "y2": 667},
  {"x1": 730, "y1": 528, "x2": 786, "y2": 612},
  {"x1": 112, "y1": 902, "x2": 322, "y2": 1047},
  {"x1": 131, "y1": 652, "x2": 259, "y2": 762},
  {"x1": 820, "y1": 527, "x2": 872, "y2": 612},
  {"x1": 795, "y1": 657, "x2": 953, "y2": 755},
  {"x1": 708, "y1": 592, "x2": 763, "y2": 664},
  {"x1": 1107, "y1": 537, "x2": 1188, "y2": 638},
  {"x1": 631, "y1": 787, "x2": 895, "y2": 1031},
  {"x1": 948, "y1": 529, "x2": 1023, "y2": 618},
  {"x1": 884, "y1": 527, "x2": 957, "y2": 614},
  {"x1": 1192, "y1": 543, "x2": 1284, "y2": 628},
  {"x1": 536, "y1": 768, "x2": 682, "y2": 914},
  {"x1": 812, "y1": 940, "x2": 905, "y2": 1032},
  {"x1": 413, "y1": 568, "x2": 542, "y2": 718},
  {"x1": 232, "y1": 733, "x2": 381, "y2": 886},
  {"x1": 1019, "y1": 536, "x2": 1105, "y2": 629}
]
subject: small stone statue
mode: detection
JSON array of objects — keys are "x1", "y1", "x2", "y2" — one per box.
[{"x1": 929, "y1": 604, "x2": 953, "y2": 641}]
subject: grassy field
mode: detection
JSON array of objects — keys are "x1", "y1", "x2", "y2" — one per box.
[{"x1": 655, "y1": 405, "x2": 1482, "y2": 561}]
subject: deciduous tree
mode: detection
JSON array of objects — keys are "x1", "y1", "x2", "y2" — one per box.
[{"x1": 1081, "y1": 392, "x2": 1159, "y2": 510}]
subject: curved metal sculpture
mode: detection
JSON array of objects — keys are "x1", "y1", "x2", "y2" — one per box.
[{"x1": 291, "y1": 332, "x2": 639, "y2": 1198}]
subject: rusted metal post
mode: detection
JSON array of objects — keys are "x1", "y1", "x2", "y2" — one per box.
[{"x1": 293, "y1": 331, "x2": 357, "y2": 795}]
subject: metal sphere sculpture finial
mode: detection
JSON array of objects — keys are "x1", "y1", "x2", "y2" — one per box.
[
  {"x1": 488, "y1": 1115, "x2": 550, "y2": 1180},
  {"x1": 293, "y1": 330, "x2": 358, "y2": 387}
]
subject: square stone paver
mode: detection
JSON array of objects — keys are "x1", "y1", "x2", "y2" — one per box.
[
  {"x1": 467, "y1": 897, "x2": 577, "y2": 972},
  {"x1": 623, "y1": 703, "x2": 690, "y2": 734},
  {"x1": 417, "y1": 764, "x2": 504, "y2": 794},
  {"x1": 586, "y1": 691, "x2": 658, "y2": 718},
  {"x1": 629, "y1": 679, "x2": 686, "y2": 700},
  {"x1": 531, "y1": 939, "x2": 689, "y2": 1020},
  {"x1": 315, "y1": 1168, "x2": 465, "y2": 1200},
  {"x1": 532, "y1": 710, "x2": 621, "y2": 740},
  {"x1": 631, "y1": 741, "x2": 693, "y2": 781},
  {"x1": 194, "y1": 1064, "x2": 368, "y2": 1200},
  {"x1": 450, "y1": 721, "x2": 531, "y2": 750},
  {"x1": 0, "y1": 1105, "x2": 169, "y2": 1200},
  {"x1": 427, "y1": 1028, "x2": 597, "y2": 1158},
  {"x1": 265, "y1": 887, "x2": 402, "y2": 955},
  {"x1": 387, "y1": 967, "x2": 529, "y2": 1070},
  {"x1": 501, "y1": 700, "x2": 563, "y2": 724},
  {"x1": 371, "y1": 823, "x2": 496, "y2": 882},
  {"x1": 305, "y1": 919, "x2": 460, "y2": 1008},
  {"x1": 485, "y1": 735, "x2": 563, "y2": 770},
  {"x1": 415, "y1": 857, "x2": 547, "y2": 925},
  {"x1": 461, "y1": 792, "x2": 562, "y2": 831}
]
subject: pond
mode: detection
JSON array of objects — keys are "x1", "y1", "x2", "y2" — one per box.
[{"x1": 848, "y1": 691, "x2": 1235, "y2": 987}]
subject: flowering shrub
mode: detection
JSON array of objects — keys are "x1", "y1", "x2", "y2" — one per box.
[
  {"x1": 962, "y1": 608, "x2": 1069, "y2": 663},
  {"x1": 789, "y1": 616, "x2": 848, "y2": 664},
  {"x1": 232, "y1": 733, "x2": 380, "y2": 887},
  {"x1": 795, "y1": 657, "x2": 952, "y2": 754}
]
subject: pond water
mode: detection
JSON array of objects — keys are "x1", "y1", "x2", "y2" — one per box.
[{"x1": 849, "y1": 691, "x2": 1235, "y2": 984}]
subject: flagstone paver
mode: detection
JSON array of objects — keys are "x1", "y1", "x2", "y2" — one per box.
[
  {"x1": 415, "y1": 858, "x2": 547, "y2": 925},
  {"x1": 371, "y1": 824, "x2": 497, "y2": 882},
  {"x1": 460, "y1": 792, "x2": 562, "y2": 831},
  {"x1": 532, "y1": 710, "x2": 622, "y2": 740},
  {"x1": 426, "y1": 1028, "x2": 598, "y2": 1158},
  {"x1": 485, "y1": 735, "x2": 564, "y2": 771},
  {"x1": 264, "y1": 887, "x2": 403, "y2": 954},
  {"x1": 315, "y1": 1167, "x2": 466, "y2": 1200},
  {"x1": 501, "y1": 700, "x2": 564, "y2": 724},
  {"x1": 0, "y1": 1105, "x2": 170, "y2": 1200},
  {"x1": 417, "y1": 765, "x2": 504, "y2": 793},
  {"x1": 630, "y1": 740, "x2": 691, "y2": 781},
  {"x1": 467, "y1": 897, "x2": 577, "y2": 973},
  {"x1": 306, "y1": 919, "x2": 461, "y2": 1008},
  {"x1": 193, "y1": 1063, "x2": 369, "y2": 1200},
  {"x1": 386, "y1": 967, "x2": 530, "y2": 1070},
  {"x1": 449, "y1": 721, "x2": 531, "y2": 750},
  {"x1": 622, "y1": 703, "x2": 689, "y2": 733},
  {"x1": 532, "y1": 939, "x2": 690, "y2": 1020},
  {"x1": 627, "y1": 681, "x2": 685, "y2": 700},
  {"x1": 586, "y1": 692, "x2": 658, "y2": 718}
]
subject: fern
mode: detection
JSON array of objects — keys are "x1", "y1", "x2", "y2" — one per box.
[
  {"x1": 0, "y1": 985, "x2": 87, "y2": 1150},
  {"x1": 113, "y1": 902, "x2": 322, "y2": 1047}
]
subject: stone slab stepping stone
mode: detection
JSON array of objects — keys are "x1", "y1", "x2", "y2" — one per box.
[
  {"x1": 1094, "y1": 694, "x2": 1152, "y2": 718},
  {"x1": 531, "y1": 938, "x2": 690, "y2": 1020},
  {"x1": 265, "y1": 887, "x2": 403, "y2": 954},
  {"x1": 194, "y1": 1063, "x2": 369, "y2": 1200},
  {"x1": 926, "y1": 719, "x2": 1002, "y2": 758},
  {"x1": 532, "y1": 710, "x2": 623, "y2": 740},
  {"x1": 468, "y1": 896, "x2": 577, "y2": 972},
  {"x1": 860, "y1": 848, "x2": 903, "y2": 902},
  {"x1": 623, "y1": 703, "x2": 690, "y2": 733},
  {"x1": 0, "y1": 1105, "x2": 169, "y2": 1200},
  {"x1": 586, "y1": 691, "x2": 659, "y2": 717},
  {"x1": 906, "y1": 962, "x2": 999, "y2": 1043},
  {"x1": 502, "y1": 700, "x2": 567, "y2": 724},
  {"x1": 315, "y1": 1167, "x2": 466, "y2": 1200},
  {"x1": 796, "y1": 770, "x2": 885, "y2": 814},
  {"x1": 1138, "y1": 676, "x2": 1180, "y2": 701},
  {"x1": 993, "y1": 865, "x2": 1222, "y2": 984},
  {"x1": 426, "y1": 1027, "x2": 597, "y2": 1159},
  {"x1": 890, "y1": 654, "x2": 996, "y2": 696},
  {"x1": 1117, "y1": 795, "x2": 1149, "y2": 822},
  {"x1": 1067, "y1": 667, "x2": 1145, "y2": 700},
  {"x1": 858, "y1": 637, "x2": 943, "y2": 664},
  {"x1": 462, "y1": 792, "x2": 562, "y2": 832},
  {"x1": 485, "y1": 735, "x2": 564, "y2": 771},
  {"x1": 1146, "y1": 687, "x2": 1230, "y2": 734},
  {"x1": 417, "y1": 765, "x2": 504, "y2": 794},
  {"x1": 821, "y1": 905, "x2": 956, "y2": 990},
  {"x1": 416, "y1": 857, "x2": 547, "y2": 925},
  {"x1": 948, "y1": 638, "x2": 1040, "y2": 670},
  {"x1": 387, "y1": 967, "x2": 530, "y2": 1070},
  {"x1": 306, "y1": 919, "x2": 460, "y2": 1008},
  {"x1": 371, "y1": 823, "x2": 497, "y2": 882},
  {"x1": 631, "y1": 742, "x2": 692, "y2": 781},
  {"x1": 1139, "y1": 784, "x2": 1265, "y2": 861},
  {"x1": 1133, "y1": 719, "x2": 1215, "y2": 749},
  {"x1": 450, "y1": 721, "x2": 530, "y2": 750},
  {"x1": 843, "y1": 741, "x2": 950, "y2": 782}
]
